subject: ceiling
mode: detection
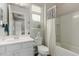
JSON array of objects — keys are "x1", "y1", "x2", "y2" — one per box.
[
  {"x1": 56, "y1": 3, "x2": 79, "y2": 17},
  {"x1": 46, "y1": 3, "x2": 79, "y2": 17},
  {"x1": 13, "y1": 3, "x2": 79, "y2": 17}
]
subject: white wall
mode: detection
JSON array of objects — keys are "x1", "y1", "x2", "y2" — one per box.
[{"x1": 57, "y1": 11, "x2": 79, "y2": 54}]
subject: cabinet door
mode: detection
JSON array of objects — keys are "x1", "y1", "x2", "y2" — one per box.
[
  {"x1": 22, "y1": 42, "x2": 34, "y2": 48},
  {"x1": 0, "y1": 46, "x2": 6, "y2": 56},
  {"x1": 13, "y1": 49, "x2": 21, "y2": 56},
  {"x1": 19, "y1": 47, "x2": 34, "y2": 56},
  {"x1": 6, "y1": 43, "x2": 22, "y2": 56},
  {"x1": 6, "y1": 43, "x2": 22, "y2": 52},
  {"x1": 13, "y1": 47, "x2": 34, "y2": 56}
]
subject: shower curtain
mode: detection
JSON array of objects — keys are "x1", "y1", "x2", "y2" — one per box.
[{"x1": 47, "y1": 18, "x2": 56, "y2": 56}]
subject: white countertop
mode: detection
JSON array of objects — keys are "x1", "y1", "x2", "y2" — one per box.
[{"x1": 0, "y1": 35, "x2": 34, "y2": 46}]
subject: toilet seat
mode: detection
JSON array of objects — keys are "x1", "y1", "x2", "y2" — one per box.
[{"x1": 38, "y1": 45, "x2": 49, "y2": 55}]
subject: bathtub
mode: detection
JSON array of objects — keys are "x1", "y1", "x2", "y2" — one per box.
[{"x1": 55, "y1": 42, "x2": 79, "y2": 56}]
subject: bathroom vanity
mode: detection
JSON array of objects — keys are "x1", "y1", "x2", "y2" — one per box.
[{"x1": 0, "y1": 36, "x2": 34, "y2": 56}]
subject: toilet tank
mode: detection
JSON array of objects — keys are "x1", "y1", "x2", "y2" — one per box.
[{"x1": 34, "y1": 32, "x2": 43, "y2": 46}]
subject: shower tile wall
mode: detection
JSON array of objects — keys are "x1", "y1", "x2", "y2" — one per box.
[
  {"x1": 55, "y1": 17, "x2": 61, "y2": 43},
  {"x1": 57, "y1": 11, "x2": 79, "y2": 54}
]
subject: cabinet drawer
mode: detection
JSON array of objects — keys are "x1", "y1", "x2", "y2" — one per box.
[
  {"x1": 13, "y1": 47, "x2": 34, "y2": 56},
  {"x1": 20, "y1": 47, "x2": 34, "y2": 56},
  {"x1": 6, "y1": 43, "x2": 22, "y2": 52},
  {"x1": 22, "y1": 42, "x2": 34, "y2": 48}
]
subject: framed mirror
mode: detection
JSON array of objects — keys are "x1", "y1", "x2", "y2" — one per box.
[
  {"x1": 0, "y1": 8, "x2": 3, "y2": 26},
  {"x1": 12, "y1": 12, "x2": 25, "y2": 36}
]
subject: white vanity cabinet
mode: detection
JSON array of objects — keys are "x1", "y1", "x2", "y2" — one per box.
[
  {"x1": 12, "y1": 41, "x2": 34, "y2": 56},
  {"x1": 0, "y1": 40, "x2": 34, "y2": 56}
]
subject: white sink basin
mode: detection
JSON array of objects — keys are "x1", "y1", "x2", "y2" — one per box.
[{"x1": 0, "y1": 35, "x2": 33, "y2": 46}]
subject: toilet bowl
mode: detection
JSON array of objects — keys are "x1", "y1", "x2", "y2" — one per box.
[
  {"x1": 34, "y1": 32, "x2": 49, "y2": 56},
  {"x1": 38, "y1": 45, "x2": 49, "y2": 56}
]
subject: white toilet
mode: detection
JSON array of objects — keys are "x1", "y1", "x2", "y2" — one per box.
[{"x1": 34, "y1": 32, "x2": 49, "y2": 56}]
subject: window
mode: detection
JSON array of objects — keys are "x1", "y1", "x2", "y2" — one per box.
[
  {"x1": 32, "y1": 5, "x2": 42, "y2": 22},
  {"x1": 32, "y1": 5, "x2": 41, "y2": 13},
  {"x1": 32, "y1": 14, "x2": 40, "y2": 22},
  {"x1": 0, "y1": 21, "x2": 2, "y2": 25},
  {"x1": 30, "y1": 4, "x2": 43, "y2": 38},
  {"x1": 0, "y1": 8, "x2": 3, "y2": 25}
]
